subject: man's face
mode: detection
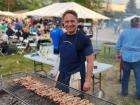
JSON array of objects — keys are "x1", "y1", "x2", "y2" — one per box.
[{"x1": 63, "y1": 13, "x2": 78, "y2": 34}]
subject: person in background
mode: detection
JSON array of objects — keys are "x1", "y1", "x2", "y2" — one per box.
[
  {"x1": 29, "y1": 17, "x2": 34, "y2": 27},
  {"x1": 30, "y1": 25, "x2": 36, "y2": 34},
  {"x1": 6, "y1": 23, "x2": 15, "y2": 38},
  {"x1": 22, "y1": 26, "x2": 30, "y2": 40},
  {"x1": 78, "y1": 24, "x2": 86, "y2": 34},
  {"x1": 14, "y1": 19, "x2": 21, "y2": 31},
  {"x1": 0, "y1": 22, "x2": 7, "y2": 32},
  {"x1": 115, "y1": 17, "x2": 140, "y2": 99},
  {"x1": 56, "y1": 10, "x2": 94, "y2": 92},
  {"x1": 50, "y1": 24, "x2": 63, "y2": 54},
  {"x1": 36, "y1": 25, "x2": 42, "y2": 36},
  {"x1": 15, "y1": 28, "x2": 22, "y2": 39}
]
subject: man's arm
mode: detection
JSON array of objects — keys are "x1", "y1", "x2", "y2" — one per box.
[
  {"x1": 83, "y1": 54, "x2": 94, "y2": 92},
  {"x1": 115, "y1": 33, "x2": 123, "y2": 61}
]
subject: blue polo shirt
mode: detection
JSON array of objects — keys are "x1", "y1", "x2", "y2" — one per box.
[
  {"x1": 59, "y1": 31, "x2": 93, "y2": 74},
  {"x1": 50, "y1": 27, "x2": 63, "y2": 49},
  {"x1": 115, "y1": 28, "x2": 140, "y2": 62}
]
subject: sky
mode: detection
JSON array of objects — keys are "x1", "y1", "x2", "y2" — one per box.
[
  {"x1": 112, "y1": 0, "x2": 128, "y2": 4},
  {"x1": 112, "y1": 0, "x2": 140, "y2": 8},
  {"x1": 112, "y1": 0, "x2": 138, "y2": 4}
]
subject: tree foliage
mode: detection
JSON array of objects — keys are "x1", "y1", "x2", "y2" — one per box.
[
  {"x1": 13, "y1": 0, "x2": 50, "y2": 11},
  {"x1": 0, "y1": 0, "x2": 16, "y2": 11},
  {"x1": 60, "y1": 0, "x2": 104, "y2": 13},
  {"x1": 0, "y1": 0, "x2": 104, "y2": 12},
  {"x1": 90, "y1": 0, "x2": 104, "y2": 12},
  {"x1": 0, "y1": 0, "x2": 5, "y2": 10},
  {"x1": 126, "y1": 0, "x2": 137, "y2": 16},
  {"x1": 0, "y1": 0, "x2": 52, "y2": 11}
]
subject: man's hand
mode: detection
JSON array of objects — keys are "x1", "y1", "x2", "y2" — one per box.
[
  {"x1": 116, "y1": 53, "x2": 121, "y2": 62},
  {"x1": 83, "y1": 80, "x2": 91, "y2": 92}
]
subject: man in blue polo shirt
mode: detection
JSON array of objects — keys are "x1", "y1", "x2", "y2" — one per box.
[
  {"x1": 50, "y1": 24, "x2": 63, "y2": 54},
  {"x1": 115, "y1": 17, "x2": 140, "y2": 99},
  {"x1": 56, "y1": 10, "x2": 94, "y2": 92}
]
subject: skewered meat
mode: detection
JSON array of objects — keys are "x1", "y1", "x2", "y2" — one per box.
[{"x1": 14, "y1": 76, "x2": 95, "y2": 105}]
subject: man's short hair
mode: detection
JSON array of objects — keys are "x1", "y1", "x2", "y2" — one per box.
[
  {"x1": 62, "y1": 10, "x2": 78, "y2": 19},
  {"x1": 131, "y1": 17, "x2": 140, "y2": 27}
]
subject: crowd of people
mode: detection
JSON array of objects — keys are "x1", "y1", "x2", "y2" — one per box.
[
  {"x1": 0, "y1": 17, "x2": 63, "y2": 40},
  {"x1": 0, "y1": 17, "x2": 64, "y2": 54}
]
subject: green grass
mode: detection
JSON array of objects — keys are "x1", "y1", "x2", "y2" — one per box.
[
  {"x1": 0, "y1": 47, "x2": 139, "y2": 105},
  {"x1": 0, "y1": 54, "x2": 51, "y2": 75},
  {"x1": 96, "y1": 47, "x2": 139, "y2": 105}
]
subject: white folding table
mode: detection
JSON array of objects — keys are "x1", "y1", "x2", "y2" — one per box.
[
  {"x1": 24, "y1": 53, "x2": 59, "y2": 74},
  {"x1": 92, "y1": 62, "x2": 113, "y2": 93},
  {"x1": 24, "y1": 53, "x2": 113, "y2": 93}
]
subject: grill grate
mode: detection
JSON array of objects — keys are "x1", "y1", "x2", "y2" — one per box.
[
  {"x1": 3, "y1": 84, "x2": 58, "y2": 105},
  {"x1": 0, "y1": 90, "x2": 26, "y2": 105},
  {"x1": 1, "y1": 72, "x2": 116, "y2": 105}
]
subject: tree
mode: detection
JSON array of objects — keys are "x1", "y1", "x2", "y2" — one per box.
[
  {"x1": 14, "y1": 0, "x2": 49, "y2": 10},
  {"x1": 59, "y1": 0, "x2": 104, "y2": 13},
  {"x1": 137, "y1": 9, "x2": 140, "y2": 15},
  {"x1": 0, "y1": 0, "x2": 105, "y2": 12},
  {"x1": 73, "y1": 0, "x2": 104, "y2": 12},
  {"x1": 0, "y1": 0, "x2": 5, "y2": 10},
  {"x1": 0, "y1": 0, "x2": 16, "y2": 11},
  {"x1": 91, "y1": 0, "x2": 104, "y2": 12},
  {"x1": 126, "y1": 0, "x2": 137, "y2": 16},
  {"x1": 59, "y1": 0, "x2": 71, "y2": 2}
]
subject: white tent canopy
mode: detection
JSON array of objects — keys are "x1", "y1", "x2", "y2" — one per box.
[
  {"x1": 0, "y1": 11, "x2": 5, "y2": 15},
  {"x1": 0, "y1": 11, "x2": 16, "y2": 16},
  {"x1": 23, "y1": 3, "x2": 59, "y2": 17},
  {"x1": 123, "y1": 15, "x2": 140, "y2": 21},
  {"x1": 2, "y1": 11, "x2": 16, "y2": 16},
  {"x1": 24, "y1": 2, "x2": 109, "y2": 20}
]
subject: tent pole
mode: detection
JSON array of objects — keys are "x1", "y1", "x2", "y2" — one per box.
[{"x1": 95, "y1": 20, "x2": 99, "y2": 47}]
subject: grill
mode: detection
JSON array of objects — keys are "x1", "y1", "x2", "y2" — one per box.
[
  {"x1": 0, "y1": 72, "x2": 115, "y2": 105},
  {"x1": 0, "y1": 89, "x2": 25, "y2": 105}
]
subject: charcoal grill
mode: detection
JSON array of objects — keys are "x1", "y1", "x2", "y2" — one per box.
[{"x1": 1, "y1": 72, "x2": 116, "y2": 105}]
